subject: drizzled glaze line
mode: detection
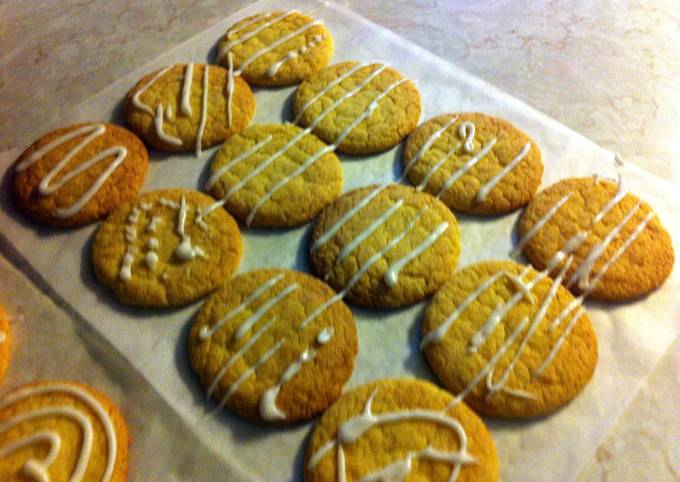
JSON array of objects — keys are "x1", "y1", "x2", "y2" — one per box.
[
  {"x1": 205, "y1": 135, "x2": 274, "y2": 190},
  {"x1": 217, "y1": 11, "x2": 294, "y2": 62},
  {"x1": 511, "y1": 192, "x2": 573, "y2": 257},
  {"x1": 436, "y1": 138, "x2": 497, "y2": 198},
  {"x1": 0, "y1": 431, "x2": 60, "y2": 481},
  {"x1": 226, "y1": 54, "x2": 234, "y2": 128},
  {"x1": 476, "y1": 142, "x2": 531, "y2": 202},
  {"x1": 234, "y1": 284, "x2": 299, "y2": 340},
  {"x1": 154, "y1": 104, "x2": 183, "y2": 146},
  {"x1": 416, "y1": 141, "x2": 461, "y2": 192},
  {"x1": 260, "y1": 348, "x2": 316, "y2": 421},
  {"x1": 196, "y1": 65, "x2": 210, "y2": 156},
  {"x1": 458, "y1": 121, "x2": 476, "y2": 154},
  {"x1": 181, "y1": 63, "x2": 194, "y2": 117},
  {"x1": 402, "y1": 115, "x2": 458, "y2": 180},
  {"x1": 591, "y1": 175, "x2": 626, "y2": 226},
  {"x1": 0, "y1": 383, "x2": 118, "y2": 482},
  {"x1": 131, "y1": 66, "x2": 173, "y2": 115},
  {"x1": 533, "y1": 307, "x2": 585, "y2": 378},
  {"x1": 266, "y1": 34, "x2": 324, "y2": 77}
]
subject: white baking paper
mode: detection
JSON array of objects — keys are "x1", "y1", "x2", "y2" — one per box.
[{"x1": 0, "y1": 0, "x2": 678, "y2": 480}]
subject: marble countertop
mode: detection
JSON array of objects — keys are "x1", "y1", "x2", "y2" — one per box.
[{"x1": 1, "y1": 1, "x2": 678, "y2": 480}]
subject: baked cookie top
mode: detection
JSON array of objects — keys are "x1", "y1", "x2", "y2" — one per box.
[
  {"x1": 293, "y1": 62, "x2": 422, "y2": 154},
  {"x1": 304, "y1": 378, "x2": 499, "y2": 482},
  {"x1": 216, "y1": 10, "x2": 333, "y2": 87},
  {"x1": 403, "y1": 113, "x2": 543, "y2": 215},
  {"x1": 517, "y1": 176, "x2": 674, "y2": 301},
  {"x1": 0, "y1": 304, "x2": 10, "y2": 385},
  {"x1": 189, "y1": 269, "x2": 357, "y2": 423},
  {"x1": 13, "y1": 122, "x2": 148, "y2": 227},
  {"x1": 421, "y1": 260, "x2": 598, "y2": 418},
  {"x1": 206, "y1": 123, "x2": 343, "y2": 228},
  {"x1": 92, "y1": 188, "x2": 242, "y2": 308},
  {"x1": 310, "y1": 184, "x2": 460, "y2": 309},
  {"x1": 0, "y1": 380, "x2": 129, "y2": 482},
  {"x1": 125, "y1": 63, "x2": 254, "y2": 153}
]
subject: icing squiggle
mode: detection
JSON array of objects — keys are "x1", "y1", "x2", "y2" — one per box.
[
  {"x1": 259, "y1": 348, "x2": 316, "y2": 421},
  {"x1": 196, "y1": 65, "x2": 210, "y2": 156},
  {"x1": 475, "y1": 142, "x2": 531, "y2": 202},
  {"x1": 266, "y1": 34, "x2": 324, "y2": 77}
]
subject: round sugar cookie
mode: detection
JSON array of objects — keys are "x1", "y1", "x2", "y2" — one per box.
[
  {"x1": 310, "y1": 184, "x2": 460, "y2": 309},
  {"x1": 293, "y1": 62, "x2": 422, "y2": 154},
  {"x1": 0, "y1": 304, "x2": 10, "y2": 385},
  {"x1": 13, "y1": 122, "x2": 148, "y2": 227},
  {"x1": 403, "y1": 113, "x2": 543, "y2": 215},
  {"x1": 421, "y1": 261, "x2": 598, "y2": 418},
  {"x1": 125, "y1": 63, "x2": 254, "y2": 152},
  {"x1": 517, "y1": 177, "x2": 674, "y2": 301},
  {"x1": 92, "y1": 189, "x2": 242, "y2": 308},
  {"x1": 0, "y1": 380, "x2": 129, "y2": 482},
  {"x1": 304, "y1": 378, "x2": 499, "y2": 482},
  {"x1": 206, "y1": 123, "x2": 343, "y2": 228},
  {"x1": 216, "y1": 10, "x2": 333, "y2": 87},
  {"x1": 189, "y1": 269, "x2": 357, "y2": 424}
]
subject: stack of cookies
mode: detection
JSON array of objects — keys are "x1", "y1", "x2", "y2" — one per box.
[{"x1": 4, "y1": 7, "x2": 674, "y2": 481}]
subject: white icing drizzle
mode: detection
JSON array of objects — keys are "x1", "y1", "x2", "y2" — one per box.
[
  {"x1": 234, "y1": 20, "x2": 323, "y2": 76},
  {"x1": 196, "y1": 64, "x2": 210, "y2": 156},
  {"x1": 402, "y1": 115, "x2": 459, "y2": 180},
  {"x1": 511, "y1": 192, "x2": 573, "y2": 257},
  {"x1": 234, "y1": 283, "x2": 300, "y2": 341},
  {"x1": 337, "y1": 199, "x2": 405, "y2": 263},
  {"x1": 0, "y1": 383, "x2": 117, "y2": 482},
  {"x1": 214, "y1": 339, "x2": 284, "y2": 411},
  {"x1": 293, "y1": 62, "x2": 368, "y2": 124},
  {"x1": 181, "y1": 63, "x2": 194, "y2": 117},
  {"x1": 144, "y1": 238, "x2": 159, "y2": 270},
  {"x1": 259, "y1": 348, "x2": 316, "y2": 421},
  {"x1": 309, "y1": 388, "x2": 476, "y2": 481},
  {"x1": 154, "y1": 104, "x2": 183, "y2": 146},
  {"x1": 436, "y1": 138, "x2": 497, "y2": 197},
  {"x1": 591, "y1": 175, "x2": 627, "y2": 226},
  {"x1": 199, "y1": 273, "x2": 285, "y2": 340},
  {"x1": 416, "y1": 141, "x2": 461, "y2": 192},
  {"x1": 568, "y1": 201, "x2": 641, "y2": 290},
  {"x1": 458, "y1": 121, "x2": 476, "y2": 154},
  {"x1": 316, "y1": 327, "x2": 334, "y2": 345},
  {"x1": 159, "y1": 198, "x2": 179, "y2": 209},
  {"x1": 206, "y1": 316, "x2": 278, "y2": 399},
  {"x1": 533, "y1": 307, "x2": 585, "y2": 378},
  {"x1": 131, "y1": 65, "x2": 173, "y2": 115},
  {"x1": 146, "y1": 215, "x2": 162, "y2": 233},
  {"x1": 217, "y1": 11, "x2": 294, "y2": 62},
  {"x1": 266, "y1": 34, "x2": 324, "y2": 77},
  {"x1": 476, "y1": 142, "x2": 531, "y2": 202},
  {"x1": 205, "y1": 135, "x2": 274, "y2": 190},
  {"x1": 165, "y1": 104, "x2": 174, "y2": 121},
  {"x1": 173, "y1": 195, "x2": 205, "y2": 262},
  {"x1": 357, "y1": 446, "x2": 474, "y2": 482},
  {"x1": 297, "y1": 293, "x2": 343, "y2": 331},
  {"x1": 16, "y1": 124, "x2": 128, "y2": 219},
  {"x1": 226, "y1": 54, "x2": 234, "y2": 128},
  {"x1": 384, "y1": 222, "x2": 449, "y2": 288},
  {"x1": 119, "y1": 246, "x2": 136, "y2": 280},
  {"x1": 0, "y1": 431, "x2": 60, "y2": 482}
]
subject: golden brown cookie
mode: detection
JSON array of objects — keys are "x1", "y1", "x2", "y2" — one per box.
[
  {"x1": 310, "y1": 184, "x2": 460, "y2": 308},
  {"x1": 304, "y1": 378, "x2": 498, "y2": 482},
  {"x1": 421, "y1": 260, "x2": 598, "y2": 418},
  {"x1": 13, "y1": 122, "x2": 148, "y2": 227},
  {"x1": 216, "y1": 10, "x2": 333, "y2": 87},
  {"x1": 0, "y1": 304, "x2": 10, "y2": 385},
  {"x1": 403, "y1": 113, "x2": 543, "y2": 215},
  {"x1": 206, "y1": 123, "x2": 343, "y2": 228},
  {"x1": 125, "y1": 63, "x2": 254, "y2": 153},
  {"x1": 92, "y1": 188, "x2": 242, "y2": 308},
  {"x1": 0, "y1": 380, "x2": 129, "y2": 481},
  {"x1": 293, "y1": 62, "x2": 422, "y2": 154},
  {"x1": 189, "y1": 269, "x2": 357, "y2": 424},
  {"x1": 517, "y1": 176, "x2": 674, "y2": 301}
]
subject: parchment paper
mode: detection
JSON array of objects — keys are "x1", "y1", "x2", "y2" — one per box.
[{"x1": 0, "y1": 1, "x2": 678, "y2": 480}]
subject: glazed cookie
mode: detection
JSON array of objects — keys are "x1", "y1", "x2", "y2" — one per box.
[
  {"x1": 0, "y1": 380, "x2": 129, "y2": 481},
  {"x1": 516, "y1": 176, "x2": 674, "y2": 301},
  {"x1": 304, "y1": 379, "x2": 498, "y2": 482},
  {"x1": 293, "y1": 62, "x2": 422, "y2": 154},
  {"x1": 92, "y1": 189, "x2": 242, "y2": 308},
  {"x1": 189, "y1": 269, "x2": 357, "y2": 423},
  {"x1": 0, "y1": 304, "x2": 10, "y2": 385},
  {"x1": 310, "y1": 184, "x2": 460, "y2": 309},
  {"x1": 421, "y1": 260, "x2": 598, "y2": 418},
  {"x1": 206, "y1": 123, "x2": 342, "y2": 228},
  {"x1": 13, "y1": 122, "x2": 148, "y2": 227},
  {"x1": 125, "y1": 63, "x2": 254, "y2": 153},
  {"x1": 216, "y1": 10, "x2": 333, "y2": 87},
  {"x1": 402, "y1": 113, "x2": 543, "y2": 215}
]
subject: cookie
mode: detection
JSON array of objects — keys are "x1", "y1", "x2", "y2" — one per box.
[
  {"x1": 304, "y1": 378, "x2": 498, "y2": 482},
  {"x1": 0, "y1": 380, "x2": 129, "y2": 481},
  {"x1": 206, "y1": 123, "x2": 342, "y2": 228},
  {"x1": 0, "y1": 304, "x2": 10, "y2": 385},
  {"x1": 13, "y1": 122, "x2": 148, "y2": 227},
  {"x1": 92, "y1": 189, "x2": 242, "y2": 308},
  {"x1": 189, "y1": 269, "x2": 357, "y2": 423},
  {"x1": 421, "y1": 260, "x2": 598, "y2": 418},
  {"x1": 516, "y1": 176, "x2": 674, "y2": 301},
  {"x1": 402, "y1": 113, "x2": 543, "y2": 215},
  {"x1": 125, "y1": 63, "x2": 254, "y2": 153},
  {"x1": 310, "y1": 184, "x2": 460, "y2": 308},
  {"x1": 293, "y1": 62, "x2": 422, "y2": 154},
  {"x1": 216, "y1": 10, "x2": 333, "y2": 87}
]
